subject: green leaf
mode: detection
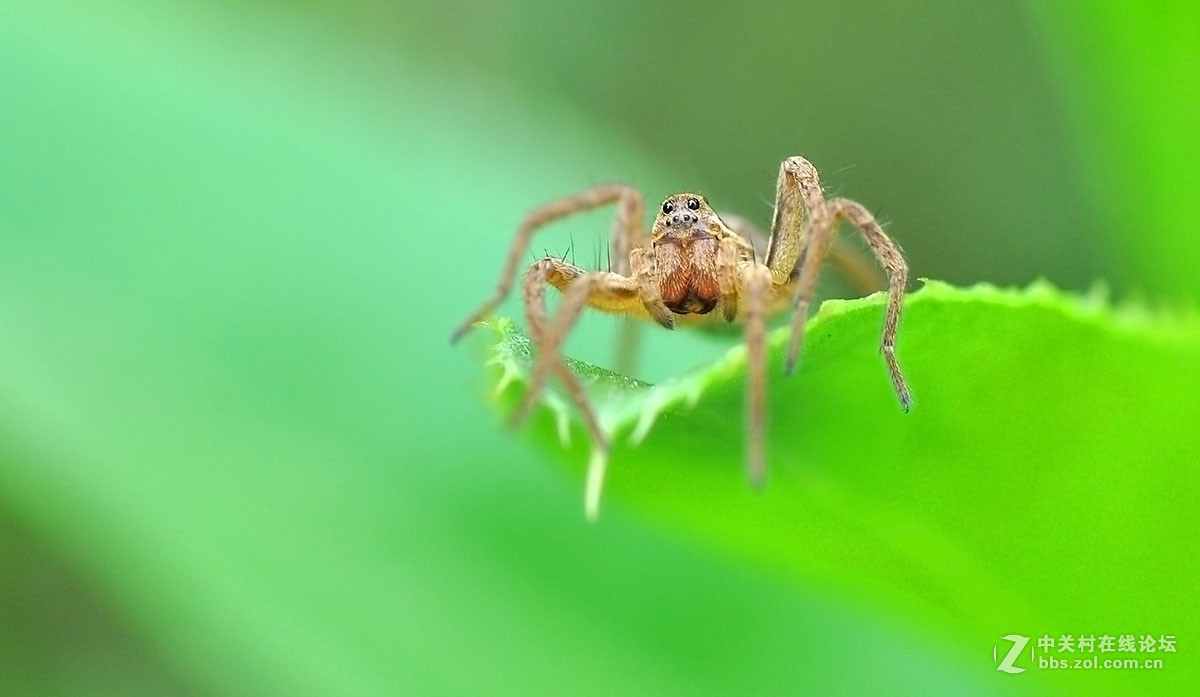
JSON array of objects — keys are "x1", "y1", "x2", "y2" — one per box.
[{"x1": 481, "y1": 280, "x2": 1200, "y2": 695}]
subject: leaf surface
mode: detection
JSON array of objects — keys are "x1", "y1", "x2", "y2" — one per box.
[{"x1": 483, "y1": 281, "x2": 1200, "y2": 694}]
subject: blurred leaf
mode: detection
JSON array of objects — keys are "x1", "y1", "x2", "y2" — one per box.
[
  {"x1": 482, "y1": 281, "x2": 1200, "y2": 695},
  {"x1": 1030, "y1": 2, "x2": 1200, "y2": 300},
  {"x1": 0, "y1": 509, "x2": 195, "y2": 697},
  {"x1": 0, "y1": 2, "x2": 1021, "y2": 696},
  {"x1": 4, "y1": 1, "x2": 1194, "y2": 695}
]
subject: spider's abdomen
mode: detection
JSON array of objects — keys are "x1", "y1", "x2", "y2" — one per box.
[{"x1": 655, "y1": 236, "x2": 720, "y2": 315}]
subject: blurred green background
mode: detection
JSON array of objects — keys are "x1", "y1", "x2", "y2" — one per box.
[{"x1": 0, "y1": 1, "x2": 1196, "y2": 695}]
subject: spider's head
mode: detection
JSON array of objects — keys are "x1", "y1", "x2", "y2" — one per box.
[{"x1": 652, "y1": 193, "x2": 719, "y2": 239}]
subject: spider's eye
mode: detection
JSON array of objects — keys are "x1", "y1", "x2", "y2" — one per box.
[
  {"x1": 662, "y1": 201, "x2": 675, "y2": 214},
  {"x1": 687, "y1": 197, "x2": 701, "y2": 210}
]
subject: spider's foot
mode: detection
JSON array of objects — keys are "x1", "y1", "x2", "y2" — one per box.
[
  {"x1": 451, "y1": 300, "x2": 500, "y2": 344},
  {"x1": 449, "y1": 320, "x2": 478, "y2": 345},
  {"x1": 783, "y1": 336, "x2": 806, "y2": 376}
]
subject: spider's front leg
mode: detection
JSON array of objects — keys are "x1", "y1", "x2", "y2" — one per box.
[
  {"x1": 764, "y1": 157, "x2": 828, "y2": 287},
  {"x1": 512, "y1": 258, "x2": 608, "y2": 445},
  {"x1": 512, "y1": 256, "x2": 643, "y2": 518},
  {"x1": 767, "y1": 156, "x2": 834, "y2": 373},
  {"x1": 769, "y1": 156, "x2": 912, "y2": 410},
  {"x1": 722, "y1": 212, "x2": 886, "y2": 296},
  {"x1": 825, "y1": 198, "x2": 912, "y2": 409},
  {"x1": 450, "y1": 184, "x2": 646, "y2": 343}
]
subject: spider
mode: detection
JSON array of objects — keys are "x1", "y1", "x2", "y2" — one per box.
[{"x1": 451, "y1": 156, "x2": 911, "y2": 517}]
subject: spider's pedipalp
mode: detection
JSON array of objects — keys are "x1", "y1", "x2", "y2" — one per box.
[
  {"x1": 717, "y1": 238, "x2": 742, "y2": 323},
  {"x1": 630, "y1": 248, "x2": 674, "y2": 329}
]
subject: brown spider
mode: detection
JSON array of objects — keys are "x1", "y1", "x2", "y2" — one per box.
[{"x1": 452, "y1": 156, "x2": 911, "y2": 517}]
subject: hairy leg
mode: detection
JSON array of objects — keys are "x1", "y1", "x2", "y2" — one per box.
[
  {"x1": 608, "y1": 186, "x2": 646, "y2": 276},
  {"x1": 767, "y1": 157, "x2": 837, "y2": 374},
  {"x1": 723, "y1": 212, "x2": 885, "y2": 296},
  {"x1": 763, "y1": 157, "x2": 828, "y2": 287},
  {"x1": 610, "y1": 190, "x2": 648, "y2": 376},
  {"x1": 451, "y1": 184, "x2": 645, "y2": 342},
  {"x1": 743, "y1": 263, "x2": 773, "y2": 485},
  {"x1": 784, "y1": 197, "x2": 911, "y2": 410},
  {"x1": 517, "y1": 259, "x2": 644, "y2": 519},
  {"x1": 513, "y1": 259, "x2": 609, "y2": 449},
  {"x1": 761, "y1": 156, "x2": 909, "y2": 409},
  {"x1": 827, "y1": 198, "x2": 912, "y2": 410},
  {"x1": 612, "y1": 321, "x2": 643, "y2": 377},
  {"x1": 524, "y1": 270, "x2": 640, "y2": 422}
]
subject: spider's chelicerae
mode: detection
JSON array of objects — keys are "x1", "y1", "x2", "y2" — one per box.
[{"x1": 452, "y1": 156, "x2": 912, "y2": 517}]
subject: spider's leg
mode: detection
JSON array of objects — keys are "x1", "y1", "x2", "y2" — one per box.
[
  {"x1": 764, "y1": 156, "x2": 838, "y2": 375},
  {"x1": 764, "y1": 157, "x2": 828, "y2": 288},
  {"x1": 521, "y1": 260, "x2": 645, "y2": 439},
  {"x1": 514, "y1": 259, "x2": 608, "y2": 447},
  {"x1": 612, "y1": 321, "x2": 642, "y2": 377},
  {"x1": 827, "y1": 198, "x2": 912, "y2": 410},
  {"x1": 609, "y1": 192, "x2": 648, "y2": 375},
  {"x1": 743, "y1": 263, "x2": 773, "y2": 485},
  {"x1": 611, "y1": 247, "x2": 674, "y2": 378},
  {"x1": 771, "y1": 156, "x2": 912, "y2": 405},
  {"x1": 451, "y1": 184, "x2": 645, "y2": 343},
  {"x1": 516, "y1": 258, "x2": 642, "y2": 519},
  {"x1": 723, "y1": 212, "x2": 885, "y2": 296},
  {"x1": 608, "y1": 186, "x2": 646, "y2": 277}
]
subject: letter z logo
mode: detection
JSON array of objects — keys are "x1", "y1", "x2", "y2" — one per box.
[{"x1": 994, "y1": 634, "x2": 1031, "y2": 674}]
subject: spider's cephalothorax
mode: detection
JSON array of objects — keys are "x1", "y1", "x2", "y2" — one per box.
[
  {"x1": 451, "y1": 156, "x2": 912, "y2": 519},
  {"x1": 651, "y1": 193, "x2": 732, "y2": 316}
]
